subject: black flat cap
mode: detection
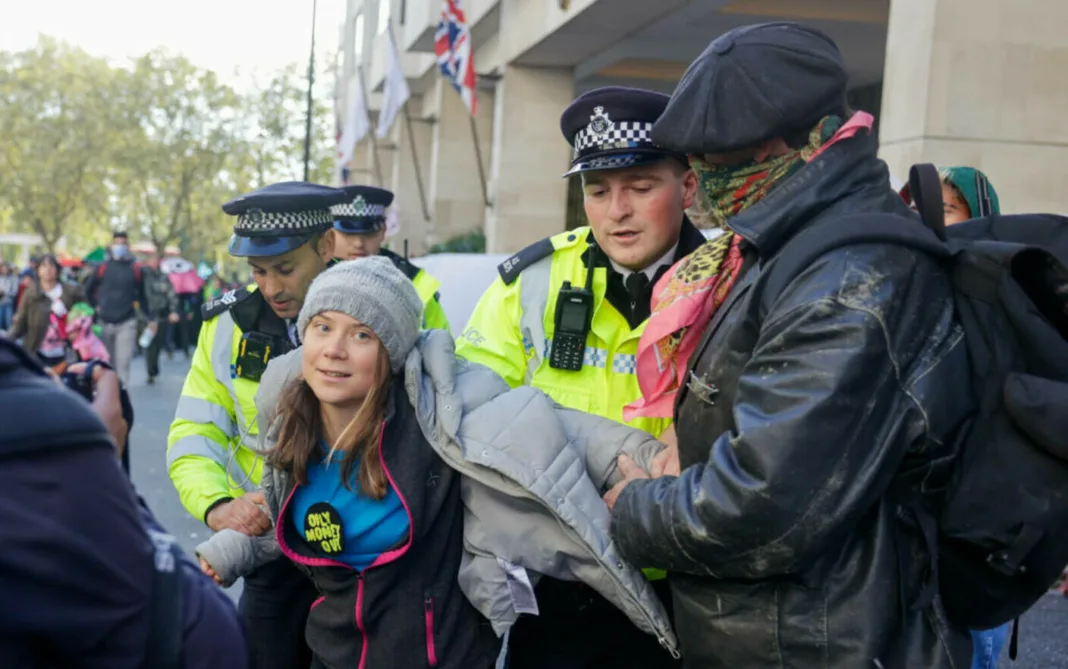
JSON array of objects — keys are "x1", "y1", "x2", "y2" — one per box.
[
  {"x1": 652, "y1": 22, "x2": 849, "y2": 155},
  {"x1": 560, "y1": 86, "x2": 686, "y2": 176}
]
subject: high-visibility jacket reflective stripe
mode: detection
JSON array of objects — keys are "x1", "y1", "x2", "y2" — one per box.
[
  {"x1": 167, "y1": 310, "x2": 263, "y2": 521},
  {"x1": 456, "y1": 227, "x2": 672, "y2": 440}
]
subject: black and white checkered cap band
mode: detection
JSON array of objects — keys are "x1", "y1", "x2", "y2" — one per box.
[
  {"x1": 330, "y1": 200, "x2": 387, "y2": 219},
  {"x1": 570, "y1": 154, "x2": 640, "y2": 173},
  {"x1": 233, "y1": 208, "x2": 332, "y2": 237},
  {"x1": 572, "y1": 121, "x2": 655, "y2": 160}
]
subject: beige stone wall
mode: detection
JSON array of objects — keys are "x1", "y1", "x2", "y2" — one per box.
[
  {"x1": 426, "y1": 78, "x2": 495, "y2": 248},
  {"x1": 498, "y1": 0, "x2": 598, "y2": 63},
  {"x1": 484, "y1": 65, "x2": 575, "y2": 254},
  {"x1": 387, "y1": 94, "x2": 435, "y2": 256},
  {"x1": 346, "y1": 141, "x2": 378, "y2": 188},
  {"x1": 879, "y1": 0, "x2": 1068, "y2": 214}
]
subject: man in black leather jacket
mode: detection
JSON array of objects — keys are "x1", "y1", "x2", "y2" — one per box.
[{"x1": 605, "y1": 23, "x2": 974, "y2": 669}]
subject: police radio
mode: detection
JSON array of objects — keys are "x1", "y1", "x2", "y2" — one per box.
[
  {"x1": 235, "y1": 331, "x2": 279, "y2": 382},
  {"x1": 549, "y1": 243, "x2": 599, "y2": 372},
  {"x1": 548, "y1": 281, "x2": 593, "y2": 371}
]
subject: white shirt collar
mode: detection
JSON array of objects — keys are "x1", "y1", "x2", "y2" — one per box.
[{"x1": 609, "y1": 242, "x2": 679, "y2": 282}]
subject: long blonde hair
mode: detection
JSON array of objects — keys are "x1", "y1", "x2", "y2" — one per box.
[{"x1": 267, "y1": 344, "x2": 392, "y2": 499}]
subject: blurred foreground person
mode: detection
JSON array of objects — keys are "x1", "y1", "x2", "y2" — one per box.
[{"x1": 0, "y1": 336, "x2": 250, "y2": 668}]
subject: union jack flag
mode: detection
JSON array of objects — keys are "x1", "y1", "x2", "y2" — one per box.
[{"x1": 434, "y1": 0, "x2": 478, "y2": 115}]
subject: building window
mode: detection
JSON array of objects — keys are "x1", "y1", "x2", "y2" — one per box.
[
  {"x1": 353, "y1": 13, "x2": 364, "y2": 64},
  {"x1": 377, "y1": 0, "x2": 391, "y2": 34}
]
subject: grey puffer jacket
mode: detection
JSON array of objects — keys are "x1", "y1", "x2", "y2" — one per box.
[{"x1": 196, "y1": 329, "x2": 678, "y2": 655}]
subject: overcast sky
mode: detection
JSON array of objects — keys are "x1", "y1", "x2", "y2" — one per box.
[{"x1": 0, "y1": 0, "x2": 347, "y2": 89}]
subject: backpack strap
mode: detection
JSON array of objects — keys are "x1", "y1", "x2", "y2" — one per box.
[
  {"x1": 144, "y1": 528, "x2": 183, "y2": 669},
  {"x1": 908, "y1": 163, "x2": 947, "y2": 241},
  {"x1": 96, "y1": 261, "x2": 142, "y2": 281},
  {"x1": 760, "y1": 212, "x2": 951, "y2": 313}
]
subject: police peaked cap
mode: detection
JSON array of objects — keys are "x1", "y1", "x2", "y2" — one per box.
[
  {"x1": 223, "y1": 181, "x2": 348, "y2": 258},
  {"x1": 559, "y1": 86, "x2": 686, "y2": 176},
  {"x1": 331, "y1": 185, "x2": 395, "y2": 234}
]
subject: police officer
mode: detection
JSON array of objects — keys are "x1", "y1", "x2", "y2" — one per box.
[
  {"x1": 329, "y1": 184, "x2": 451, "y2": 331},
  {"x1": 456, "y1": 87, "x2": 705, "y2": 668},
  {"x1": 168, "y1": 181, "x2": 346, "y2": 669}
]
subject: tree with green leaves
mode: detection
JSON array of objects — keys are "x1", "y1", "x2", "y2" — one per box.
[
  {"x1": 235, "y1": 63, "x2": 335, "y2": 189},
  {"x1": 111, "y1": 51, "x2": 246, "y2": 254},
  {"x1": 0, "y1": 38, "x2": 124, "y2": 252},
  {"x1": 0, "y1": 37, "x2": 336, "y2": 260}
]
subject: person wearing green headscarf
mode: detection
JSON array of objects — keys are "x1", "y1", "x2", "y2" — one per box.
[{"x1": 939, "y1": 166, "x2": 1001, "y2": 224}]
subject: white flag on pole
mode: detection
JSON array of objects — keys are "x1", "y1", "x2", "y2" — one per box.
[
  {"x1": 337, "y1": 70, "x2": 371, "y2": 169},
  {"x1": 376, "y1": 31, "x2": 410, "y2": 139}
]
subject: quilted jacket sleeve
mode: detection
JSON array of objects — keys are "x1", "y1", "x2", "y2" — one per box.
[
  {"x1": 555, "y1": 405, "x2": 665, "y2": 492},
  {"x1": 195, "y1": 529, "x2": 280, "y2": 588}
]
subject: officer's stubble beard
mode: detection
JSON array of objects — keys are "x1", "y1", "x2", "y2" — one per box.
[
  {"x1": 290, "y1": 232, "x2": 335, "y2": 313},
  {"x1": 253, "y1": 233, "x2": 335, "y2": 320}
]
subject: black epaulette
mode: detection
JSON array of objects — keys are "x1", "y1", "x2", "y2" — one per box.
[
  {"x1": 380, "y1": 249, "x2": 421, "y2": 281},
  {"x1": 201, "y1": 287, "x2": 252, "y2": 320},
  {"x1": 498, "y1": 237, "x2": 555, "y2": 285}
]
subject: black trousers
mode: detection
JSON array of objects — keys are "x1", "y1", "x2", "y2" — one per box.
[
  {"x1": 145, "y1": 319, "x2": 167, "y2": 378},
  {"x1": 239, "y1": 556, "x2": 318, "y2": 669},
  {"x1": 506, "y1": 577, "x2": 681, "y2": 669}
]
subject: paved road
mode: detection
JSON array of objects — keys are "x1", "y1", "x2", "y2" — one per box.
[{"x1": 126, "y1": 350, "x2": 1068, "y2": 667}]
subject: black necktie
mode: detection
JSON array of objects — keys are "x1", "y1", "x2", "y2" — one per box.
[{"x1": 625, "y1": 272, "x2": 650, "y2": 301}]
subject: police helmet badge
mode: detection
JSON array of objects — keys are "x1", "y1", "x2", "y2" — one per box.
[
  {"x1": 587, "y1": 106, "x2": 614, "y2": 145},
  {"x1": 246, "y1": 208, "x2": 265, "y2": 224},
  {"x1": 351, "y1": 195, "x2": 367, "y2": 213}
]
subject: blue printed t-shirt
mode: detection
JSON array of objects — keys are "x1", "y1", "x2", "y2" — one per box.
[{"x1": 290, "y1": 444, "x2": 409, "y2": 571}]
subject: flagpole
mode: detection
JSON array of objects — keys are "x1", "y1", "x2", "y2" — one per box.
[
  {"x1": 386, "y1": 20, "x2": 431, "y2": 224},
  {"x1": 302, "y1": 0, "x2": 318, "y2": 182},
  {"x1": 469, "y1": 113, "x2": 490, "y2": 207},
  {"x1": 403, "y1": 102, "x2": 432, "y2": 222},
  {"x1": 357, "y1": 66, "x2": 386, "y2": 187}
]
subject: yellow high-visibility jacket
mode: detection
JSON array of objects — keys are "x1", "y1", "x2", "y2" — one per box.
[
  {"x1": 412, "y1": 269, "x2": 450, "y2": 333},
  {"x1": 457, "y1": 227, "x2": 686, "y2": 580},
  {"x1": 456, "y1": 226, "x2": 673, "y2": 439},
  {"x1": 167, "y1": 286, "x2": 275, "y2": 522}
]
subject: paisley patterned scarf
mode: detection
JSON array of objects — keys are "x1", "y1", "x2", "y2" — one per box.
[{"x1": 624, "y1": 115, "x2": 855, "y2": 421}]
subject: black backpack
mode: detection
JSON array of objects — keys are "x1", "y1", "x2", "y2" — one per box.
[{"x1": 763, "y1": 164, "x2": 1068, "y2": 633}]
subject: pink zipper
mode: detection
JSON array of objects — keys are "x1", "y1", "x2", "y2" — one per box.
[
  {"x1": 310, "y1": 595, "x2": 325, "y2": 611},
  {"x1": 365, "y1": 425, "x2": 414, "y2": 568},
  {"x1": 424, "y1": 597, "x2": 438, "y2": 666}
]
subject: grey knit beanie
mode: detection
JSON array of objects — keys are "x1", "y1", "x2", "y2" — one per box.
[{"x1": 297, "y1": 256, "x2": 423, "y2": 372}]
